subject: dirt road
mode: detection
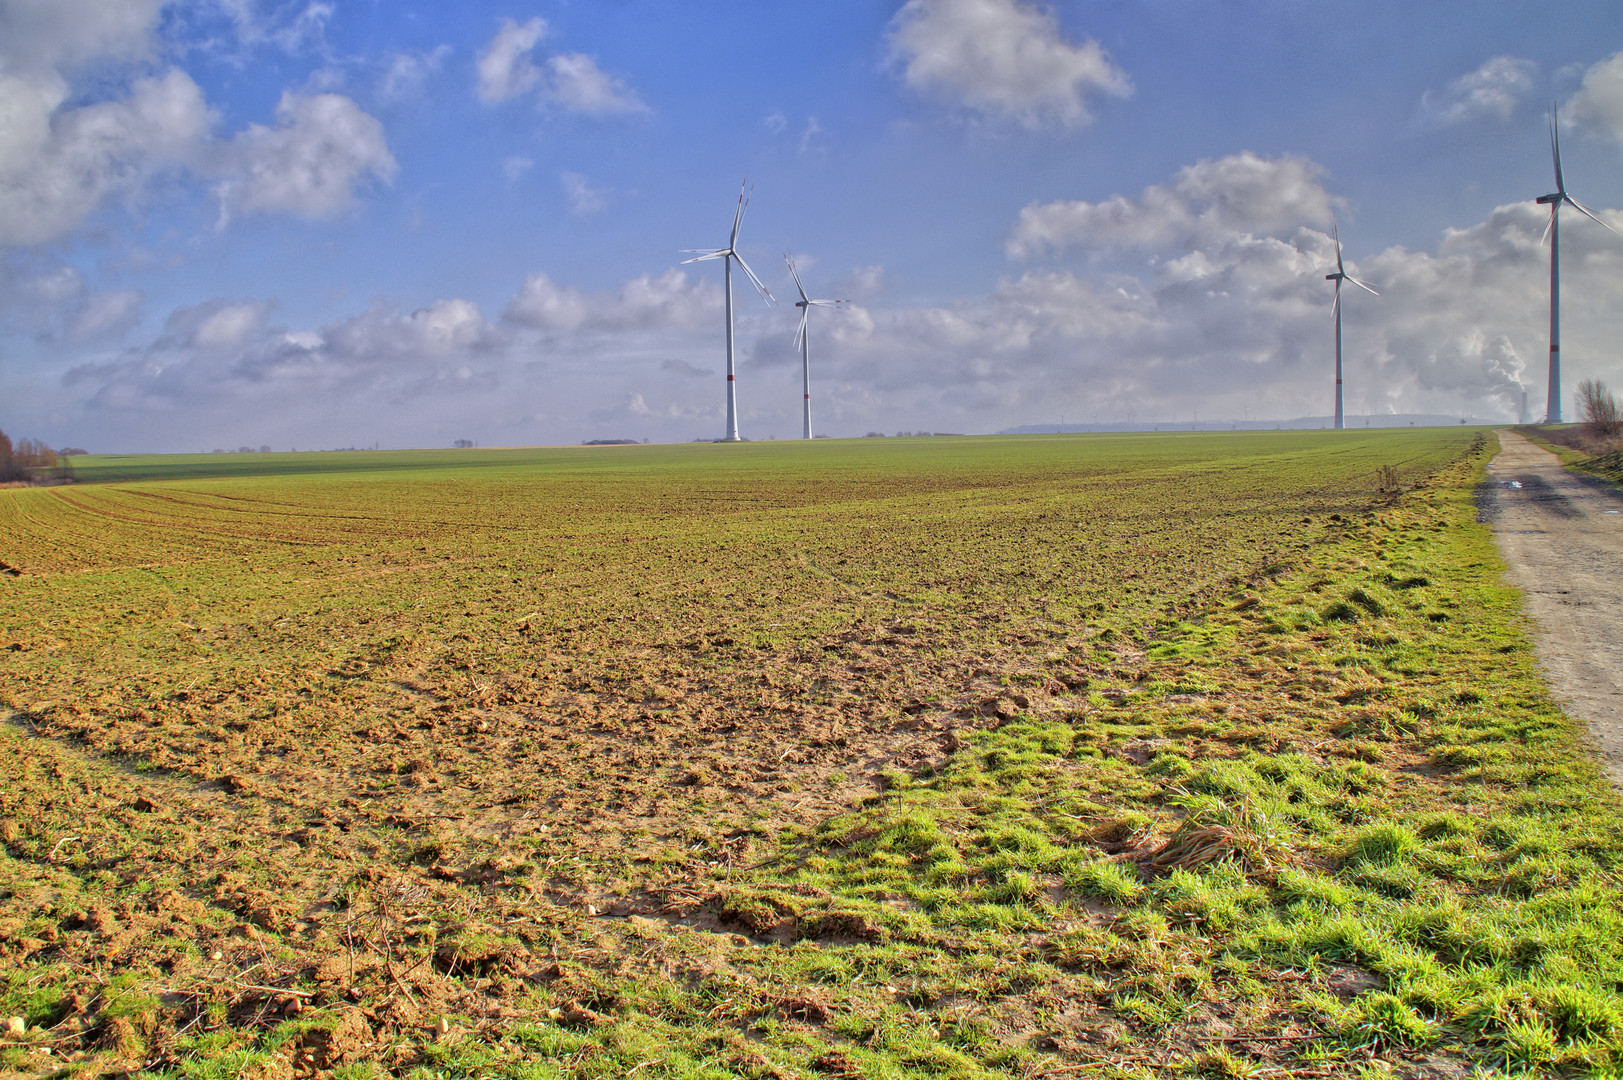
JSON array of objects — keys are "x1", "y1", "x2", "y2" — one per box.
[{"x1": 1484, "y1": 429, "x2": 1623, "y2": 787}]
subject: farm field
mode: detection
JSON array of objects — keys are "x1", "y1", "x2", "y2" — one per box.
[{"x1": 3, "y1": 430, "x2": 1622, "y2": 1079}]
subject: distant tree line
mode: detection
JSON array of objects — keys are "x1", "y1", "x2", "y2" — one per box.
[{"x1": 0, "y1": 429, "x2": 70, "y2": 483}]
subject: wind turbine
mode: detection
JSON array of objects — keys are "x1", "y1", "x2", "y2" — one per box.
[
  {"x1": 784, "y1": 254, "x2": 848, "y2": 440},
  {"x1": 1536, "y1": 103, "x2": 1615, "y2": 424},
  {"x1": 1325, "y1": 216, "x2": 1378, "y2": 431},
  {"x1": 681, "y1": 182, "x2": 776, "y2": 442}
]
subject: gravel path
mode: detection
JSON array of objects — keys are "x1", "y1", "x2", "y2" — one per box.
[{"x1": 1484, "y1": 429, "x2": 1623, "y2": 787}]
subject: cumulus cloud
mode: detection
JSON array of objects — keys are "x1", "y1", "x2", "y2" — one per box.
[
  {"x1": 0, "y1": 0, "x2": 398, "y2": 246},
  {"x1": 190, "y1": 301, "x2": 272, "y2": 348},
  {"x1": 504, "y1": 269, "x2": 717, "y2": 331},
  {"x1": 1568, "y1": 51, "x2": 1623, "y2": 147},
  {"x1": 476, "y1": 16, "x2": 546, "y2": 104},
  {"x1": 887, "y1": 0, "x2": 1129, "y2": 128},
  {"x1": 1416, "y1": 56, "x2": 1537, "y2": 127},
  {"x1": 68, "y1": 289, "x2": 143, "y2": 343},
  {"x1": 0, "y1": 68, "x2": 213, "y2": 244},
  {"x1": 772, "y1": 162, "x2": 1622, "y2": 433},
  {"x1": 475, "y1": 18, "x2": 645, "y2": 115},
  {"x1": 543, "y1": 53, "x2": 647, "y2": 115},
  {"x1": 1007, "y1": 152, "x2": 1335, "y2": 258},
  {"x1": 378, "y1": 45, "x2": 452, "y2": 103},
  {"x1": 209, "y1": 0, "x2": 335, "y2": 57},
  {"x1": 60, "y1": 295, "x2": 500, "y2": 431},
  {"x1": 0, "y1": 259, "x2": 143, "y2": 343},
  {"x1": 0, "y1": 0, "x2": 165, "y2": 76},
  {"x1": 214, "y1": 92, "x2": 397, "y2": 220},
  {"x1": 834, "y1": 265, "x2": 887, "y2": 297}
]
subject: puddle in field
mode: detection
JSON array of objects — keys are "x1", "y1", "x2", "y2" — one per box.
[{"x1": 1500, "y1": 480, "x2": 1523, "y2": 489}]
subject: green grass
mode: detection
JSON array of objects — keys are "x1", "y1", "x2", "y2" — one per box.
[
  {"x1": 4, "y1": 429, "x2": 1619, "y2": 1078},
  {"x1": 1516, "y1": 425, "x2": 1623, "y2": 485}
]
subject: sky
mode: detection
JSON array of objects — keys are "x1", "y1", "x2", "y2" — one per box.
[{"x1": 3, "y1": 0, "x2": 1623, "y2": 451}]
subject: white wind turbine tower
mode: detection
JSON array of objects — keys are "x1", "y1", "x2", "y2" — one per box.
[
  {"x1": 1536, "y1": 103, "x2": 1615, "y2": 424},
  {"x1": 784, "y1": 254, "x2": 848, "y2": 440},
  {"x1": 1325, "y1": 216, "x2": 1378, "y2": 431},
  {"x1": 681, "y1": 182, "x2": 776, "y2": 442}
]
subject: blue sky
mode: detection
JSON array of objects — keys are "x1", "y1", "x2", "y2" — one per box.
[{"x1": 3, "y1": 0, "x2": 1622, "y2": 450}]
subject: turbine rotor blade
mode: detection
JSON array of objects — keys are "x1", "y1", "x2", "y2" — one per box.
[
  {"x1": 1330, "y1": 278, "x2": 1341, "y2": 319},
  {"x1": 784, "y1": 253, "x2": 810, "y2": 303},
  {"x1": 730, "y1": 180, "x2": 748, "y2": 247},
  {"x1": 809, "y1": 298, "x2": 848, "y2": 306},
  {"x1": 1349, "y1": 275, "x2": 1380, "y2": 296},
  {"x1": 1332, "y1": 216, "x2": 1345, "y2": 276},
  {"x1": 731, "y1": 251, "x2": 777, "y2": 306},
  {"x1": 1565, "y1": 194, "x2": 1617, "y2": 233},
  {"x1": 794, "y1": 307, "x2": 809, "y2": 350},
  {"x1": 1551, "y1": 104, "x2": 1565, "y2": 193},
  {"x1": 680, "y1": 250, "x2": 728, "y2": 264},
  {"x1": 1540, "y1": 207, "x2": 1556, "y2": 247}
]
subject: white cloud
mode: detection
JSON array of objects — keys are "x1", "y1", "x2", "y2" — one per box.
[
  {"x1": 210, "y1": 0, "x2": 335, "y2": 56},
  {"x1": 321, "y1": 298, "x2": 492, "y2": 361},
  {"x1": 0, "y1": 68, "x2": 212, "y2": 245},
  {"x1": 192, "y1": 301, "x2": 270, "y2": 348},
  {"x1": 378, "y1": 45, "x2": 452, "y2": 103},
  {"x1": 1007, "y1": 152, "x2": 1335, "y2": 258},
  {"x1": 68, "y1": 289, "x2": 143, "y2": 343},
  {"x1": 834, "y1": 265, "x2": 887, "y2": 297},
  {"x1": 53, "y1": 294, "x2": 509, "y2": 451},
  {"x1": 476, "y1": 17, "x2": 546, "y2": 104},
  {"x1": 887, "y1": 0, "x2": 1129, "y2": 128},
  {"x1": 0, "y1": 260, "x2": 143, "y2": 343},
  {"x1": 1569, "y1": 51, "x2": 1623, "y2": 147},
  {"x1": 1416, "y1": 56, "x2": 1537, "y2": 127},
  {"x1": 799, "y1": 116, "x2": 825, "y2": 155},
  {"x1": 0, "y1": 0, "x2": 165, "y2": 76},
  {"x1": 214, "y1": 92, "x2": 397, "y2": 220},
  {"x1": 475, "y1": 19, "x2": 647, "y2": 117},
  {"x1": 543, "y1": 53, "x2": 647, "y2": 115},
  {"x1": 560, "y1": 171, "x2": 607, "y2": 215},
  {"x1": 503, "y1": 155, "x2": 534, "y2": 183},
  {"x1": 0, "y1": 0, "x2": 400, "y2": 246},
  {"x1": 504, "y1": 269, "x2": 717, "y2": 331}
]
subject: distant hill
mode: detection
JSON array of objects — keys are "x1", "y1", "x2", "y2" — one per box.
[{"x1": 1003, "y1": 414, "x2": 1498, "y2": 435}]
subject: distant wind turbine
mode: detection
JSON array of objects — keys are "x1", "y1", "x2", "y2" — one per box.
[
  {"x1": 1325, "y1": 216, "x2": 1378, "y2": 431},
  {"x1": 784, "y1": 254, "x2": 848, "y2": 440},
  {"x1": 681, "y1": 182, "x2": 776, "y2": 442},
  {"x1": 1536, "y1": 103, "x2": 1615, "y2": 424}
]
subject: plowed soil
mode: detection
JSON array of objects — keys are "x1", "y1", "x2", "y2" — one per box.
[{"x1": 0, "y1": 431, "x2": 1523, "y2": 1077}]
